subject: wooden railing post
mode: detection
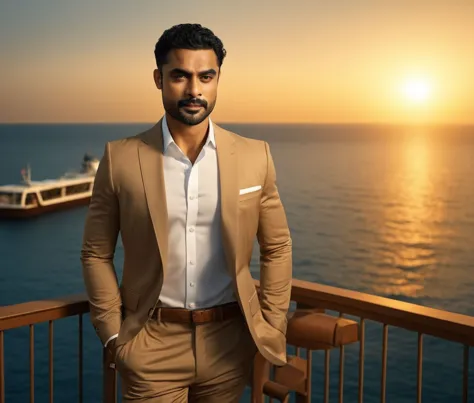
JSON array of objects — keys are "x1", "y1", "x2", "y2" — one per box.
[{"x1": 252, "y1": 309, "x2": 359, "y2": 402}]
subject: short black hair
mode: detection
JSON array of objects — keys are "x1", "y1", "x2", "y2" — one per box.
[{"x1": 154, "y1": 24, "x2": 226, "y2": 72}]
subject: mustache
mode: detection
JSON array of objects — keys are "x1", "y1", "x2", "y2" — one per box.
[{"x1": 178, "y1": 98, "x2": 207, "y2": 108}]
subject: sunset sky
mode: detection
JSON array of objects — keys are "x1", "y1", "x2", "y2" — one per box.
[{"x1": 1, "y1": 0, "x2": 473, "y2": 124}]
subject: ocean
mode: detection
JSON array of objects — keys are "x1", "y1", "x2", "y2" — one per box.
[{"x1": 1, "y1": 123, "x2": 473, "y2": 402}]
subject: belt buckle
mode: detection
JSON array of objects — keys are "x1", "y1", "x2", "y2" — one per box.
[
  {"x1": 192, "y1": 309, "x2": 204, "y2": 324},
  {"x1": 192, "y1": 308, "x2": 217, "y2": 324}
]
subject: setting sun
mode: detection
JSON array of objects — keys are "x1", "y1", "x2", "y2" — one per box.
[{"x1": 402, "y1": 78, "x2": 432, "y2": 104}]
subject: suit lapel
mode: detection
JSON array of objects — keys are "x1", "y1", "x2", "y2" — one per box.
[
  {"x1": 214, "y1": 124, "x2": 238, "y2": 277},
  {"x1": 138, "y1": 120, "x2": 168, "y2": 273},
  {"x1": 137, "y1": 120, "x2": 238, "y2": 278}
]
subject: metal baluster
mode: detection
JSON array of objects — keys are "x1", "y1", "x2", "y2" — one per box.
[
  {"x1": 324, "y1": 350, "x2": 330, "y2": 403},
  {"x1": 307, "y1": 348, "x2": 313, "y2": 403},
  {"x1": 339, "y1": 345, "x2": 345, "y2": 403},
  {"x1": 49, "y1": 321, "x2": 54, "y2": 403},
  {"x1": 0, "y1": 330, "x2": 4, "y2": 403},
  {"x1": 463, "y1": 345, "x2": 469, "y2": 403},
  {"x1": 339, "y1": 312, "x2": 344, "y2": 402},
  {"x1": 358, "y1": 318, "x2": 365, "y2": 403},
  {"x1": 380, "y1": 324, "x2": 388, "y2": 403},
  {"x1": 292, "y1": 343, "x2": 301, "y2": 403},
  {"x1": 79, "y1": 315, "x2": 83, "y2": 403},
  {"x1": 417, "y1": 333, "x2": 423, "y2": 403},
  {"x1": 30, "y1": 325, "x2": 34, "y2": 403}
]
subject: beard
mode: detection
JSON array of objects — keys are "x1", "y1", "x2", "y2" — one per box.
[{"x1": 162, "y1": 96, "x2": 217, "y2": 126}]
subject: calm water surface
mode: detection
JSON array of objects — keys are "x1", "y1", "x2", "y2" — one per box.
[{"x1": 1, "y1": 123, "x2": 473, "y2": 402}]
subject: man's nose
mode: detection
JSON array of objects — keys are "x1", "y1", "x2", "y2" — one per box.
[{"x1": 186, "y1": 77, "x2": 202, "y2": 98}]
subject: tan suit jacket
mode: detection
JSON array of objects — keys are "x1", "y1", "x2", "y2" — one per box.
[{"x1": 81, "y1": 119, "x2": 292, "y2": 366}]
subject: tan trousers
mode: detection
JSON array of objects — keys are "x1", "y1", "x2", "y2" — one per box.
[{"x1": 115, "y1": 313, "x2": 257, "y2": 402}]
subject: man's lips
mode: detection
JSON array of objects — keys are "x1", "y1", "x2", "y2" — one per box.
[{"x1": 182, "y1": 104, "x2": 203, "y2": 109}]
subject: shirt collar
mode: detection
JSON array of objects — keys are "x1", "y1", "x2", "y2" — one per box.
[{"x1": 162, "y1": 115, "x2": 216, "y2": 153}]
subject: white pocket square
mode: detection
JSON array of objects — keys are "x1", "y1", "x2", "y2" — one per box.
[{"x1": 239, "y1": 185, "x2": 262, "y2": 195}]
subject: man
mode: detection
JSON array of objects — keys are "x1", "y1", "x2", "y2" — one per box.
[{"x1": 81, "y1": 23, "x2": 292, "y2": 402}]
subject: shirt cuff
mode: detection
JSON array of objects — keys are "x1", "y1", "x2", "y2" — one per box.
[{"x1": 104, "y1": 334, "x2": 118, "y2": 348}]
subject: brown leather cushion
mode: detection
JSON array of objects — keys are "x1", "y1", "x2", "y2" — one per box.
[{"x1": 286, "y1": 310, "x2": 359, "y2": 350}]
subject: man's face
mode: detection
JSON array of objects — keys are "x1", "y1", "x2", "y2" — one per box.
[{"x1": 154, "y1": 49, "x2": 220, "y2": 126}]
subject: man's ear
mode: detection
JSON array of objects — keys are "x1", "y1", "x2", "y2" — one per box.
[{"x1": 153, "y1": 69, "x2": 162, "y2": 90}]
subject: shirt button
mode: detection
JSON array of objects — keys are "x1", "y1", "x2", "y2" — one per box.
[
  {"x1": 188, "y1": 303, "x2": 195, "y2": 309},
  {"x1": 189, "y1": 195, "x2": 196, "y2": 200},
  {"x1": 189, "y1": 260, "x2": 194, "y2": 265},
  {"x1": 189, "y1": 227, "x2": 195, "y2": 232},
  {"x1": 189, "y1": 282, "x2": 195, "y2": 287}
]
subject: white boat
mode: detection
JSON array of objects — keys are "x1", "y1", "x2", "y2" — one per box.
[{"x1": 0, "y1": 154, "x2": 99, "y2": 218}]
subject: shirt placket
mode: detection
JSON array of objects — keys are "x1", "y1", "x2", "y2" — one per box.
[{"x1": 185, "y1": 159, "x2": 199, "y2": 309}]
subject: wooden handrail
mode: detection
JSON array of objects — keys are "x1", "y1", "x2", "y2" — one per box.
[
  {"x1": 2, "y1": 282, "x2": 474, "y2": 344},
  {"x1": 0, "y1": 294, "x2": 89, "y2": 331},
  {"x1": 255, "y1": 278, "x2": 474, "y2": 346}
]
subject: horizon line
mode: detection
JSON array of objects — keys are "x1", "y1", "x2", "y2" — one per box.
[{"x1": 1, "y1": 121, "x2": 473, "y2": 127}]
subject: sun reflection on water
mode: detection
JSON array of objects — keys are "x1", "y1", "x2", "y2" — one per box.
[{"x1": 368, "y1": 131, "x2": 445, "y2": 298}]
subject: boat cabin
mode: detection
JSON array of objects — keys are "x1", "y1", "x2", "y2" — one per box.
[{"x1": 0, "y1": 154, "x2": 99, "y2": 217}]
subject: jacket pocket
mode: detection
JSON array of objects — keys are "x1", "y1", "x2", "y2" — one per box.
[{"x1": 239, "y1": 189, "x2": 262, "y2": 202}]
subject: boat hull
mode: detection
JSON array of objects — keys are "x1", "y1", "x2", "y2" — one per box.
[{"x1": 0, "y1": 196, "x2": 91, "y2": 219}]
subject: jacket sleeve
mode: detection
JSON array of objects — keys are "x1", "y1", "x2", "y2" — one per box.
[
  {"x1": 80, "y1": 142, "x2": 122, "y2": 345},
  {"x1": 257, "y1": 141, "x2": 293, "y2": 335}
]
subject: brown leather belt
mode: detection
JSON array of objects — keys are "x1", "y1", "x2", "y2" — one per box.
[{"x1": 149, "y1": 301, "x2": 242, "y2": 324}]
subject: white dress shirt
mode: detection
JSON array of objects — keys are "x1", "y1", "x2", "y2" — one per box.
[
  {"x1": 105, "y1": 115, "x2": 235, "y2": 347},
  {"x1": 159, "y1": 115, "x2": 235, "y2": 309}
]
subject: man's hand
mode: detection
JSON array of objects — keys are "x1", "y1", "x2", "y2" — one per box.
[{"x1": 105, "y1": 338, "x2": 118, "y2": 369}]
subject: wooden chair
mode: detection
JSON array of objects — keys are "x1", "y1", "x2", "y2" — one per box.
[{"x1": 251, "y1": 309, "x2": 359, "y2": 403}]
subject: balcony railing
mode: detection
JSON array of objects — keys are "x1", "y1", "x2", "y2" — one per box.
[
  {"x1": 0, "y1": 295, "x2": 88, "y2": 403},
  {"x1": 0, "y1": 278, "x2": 473, "y2": 402},
  {"x1": 285, "y1": 279, "x2": 473, "y2": 403}
]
